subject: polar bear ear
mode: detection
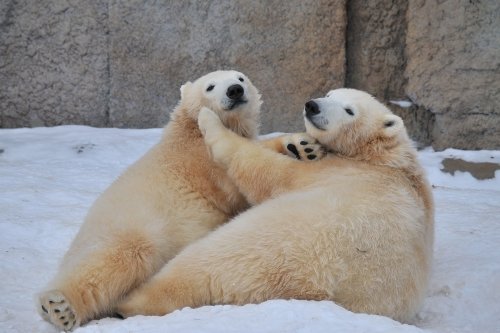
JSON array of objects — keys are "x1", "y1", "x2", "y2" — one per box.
[
  {"x1": 382, "y1": 114, "x2": 404, "y2": 137},
  {"x1": 180, "y1": 81, "x2": 193, "y2": 99}
]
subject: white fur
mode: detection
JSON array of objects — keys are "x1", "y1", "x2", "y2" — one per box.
[
  {"x1": 36, "y1": 70, "x2": 262, "y2": 331},
  {"x1": 116, "y1": 89, "x2": 434, "y2": 324}
]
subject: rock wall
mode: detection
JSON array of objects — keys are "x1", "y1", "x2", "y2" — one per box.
[
  {"x1": 1, "y1": 0, "x2": 499, "y2": 149},
  {"x1": 0, "y1": 0, "x2": 109, "y2": 127},
  {"x1": 1, "y1": 0, "x2": 346, "y2": 134},
  {"x1": 345, "y1": 0, "x2": 435, "y2": 147},
  {"x1": 405, "y1": 0, "x2": 500, "y2": 150},
  {"x1": 346, "y1": 0, "x2": 408, "y2": 101},
  {"x1": 344, "y1": 0, "x2": 499, "y2": 150},
  {"x1": 107, "y1": 0, "x2": 346, "y2": 133}
]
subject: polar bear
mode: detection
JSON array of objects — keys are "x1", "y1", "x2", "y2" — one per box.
[
  {"x1": 116, "y1": 88, "x2": 434, "y2": 323},
  {"x1": 37, "y1": 70, "x2": 324, "y2": 331}
]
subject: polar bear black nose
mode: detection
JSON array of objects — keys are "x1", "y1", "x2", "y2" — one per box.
[
  {"x1": 227, "y1": 84, "x2": 244, "y2": 100},
  {"x1": 305, "y1": 100, "x2": 320, "y2": 116}
]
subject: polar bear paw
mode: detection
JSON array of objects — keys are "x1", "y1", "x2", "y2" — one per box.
[
  {"x1": 38, "y1": 290, "x2": 79, "y2": 331},
  {"x1": 283, "y1": 133, "x2": 326, "y2": 161},
  {"x1": 198, "y1": 107, "x2": 224, "y2": 138}
]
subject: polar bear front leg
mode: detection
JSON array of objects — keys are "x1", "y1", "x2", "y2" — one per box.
[
  {"x1": 199, "y1": 107, "x2": 308, "y2": 204},
  {"x1": 198, "y1": 107, "x2": 244, "y2": 166},
  {"x1": 259, "y1": 133, "x2": 326, "y2": 161},
  {"x1": 199, "y1": 108, "x2": 325, "y2": 162}
]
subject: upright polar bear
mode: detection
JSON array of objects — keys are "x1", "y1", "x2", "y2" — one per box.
[
  {"x1": 116, "y1": 88, "x2": 435, "y2": 322},
  {"x1": 37, "y1": 70, "x2": 323, "y2": 331}
]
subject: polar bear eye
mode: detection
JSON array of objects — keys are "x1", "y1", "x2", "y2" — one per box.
[
  {"x1": 238, "y1": 77, "x2": 244, "y2": 82},
  {"x1": 206, "y1": 85, "x2": 215, "y2": 92},
  {"x1": 384, "y1": 120, "x2": 395, "y2": 127},
  {"x1": 345, "y1": 108, "x2": 354, "y2": 116}
]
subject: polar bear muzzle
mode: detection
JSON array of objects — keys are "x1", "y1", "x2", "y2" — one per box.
[
  {"x1": 305, "y1": 100, "x2": 320, "y2": 117},
  {"x1": 225, "y1": 84, "x2": 247, "y2": 110},
  {"x1": 304, "y1": 100, "x2": 328, "y2": 131},
  {"x1": 227, "y1": 84, "x2": 244, "y2": 100}
]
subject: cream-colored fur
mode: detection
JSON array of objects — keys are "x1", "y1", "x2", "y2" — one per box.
[
  {"x1": 116, "y1": 88, "x2": 434, "y2": 323},
  {"x1": 37, "y1": 70, "x2": 323, "y2": 331}
]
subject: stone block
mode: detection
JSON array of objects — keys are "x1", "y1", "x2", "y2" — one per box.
[
  {"x1": 0, "y1": 0, "x2": 109, "y2": 127},
  {"x1": 108, "y1": 0, "x2": 346, "y2": 133},
  {"x1": 405, "y1": 0, "x2": 500, "y2": 150}
]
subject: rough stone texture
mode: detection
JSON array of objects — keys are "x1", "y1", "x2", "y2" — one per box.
[
  {"x1": 1, "y1": 1, "x2": 499, "y2": 150},
  {"x1": 108, "y1": 0, "x2": 346, "y2": 133},
  {"x1": 346, "y1": 0, "x2": 407, "y2": 101},
  {"x1": 390, "y1": 103, "x2": 435, "y2": 149},
  {"x1": 345, "y1": 0, "x2": 435, "y2": 147},
  {"x1": 406, "y1": 0, "x2": 500, "y2": 150},
  {"x1": 0, "y1": 0, "x2": 109, "y2": 127}
]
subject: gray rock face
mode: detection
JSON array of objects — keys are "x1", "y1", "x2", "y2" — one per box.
[
  {"x1": 346, "y1": 0, "x2": 407, "y2": 101},
  {"x1": 108, "y1": 1, "x2": 346, "y2": 133},
  {"x1": 405, "y1": 0, "x2": 500, "y2": 150},
  {"x1": 345, "y1": 0, "x2": 434, "y2": 147},
  {"x1": 0, "y1": 0, "x2": 109, "y2": 127},
  {"x1": 1, "y1": 0, "x2": 499, "y2": 150}
]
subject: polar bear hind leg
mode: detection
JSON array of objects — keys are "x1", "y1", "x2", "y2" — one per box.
[{"x1": 37, "y1": 230, "x2": 162, "y2": 331}]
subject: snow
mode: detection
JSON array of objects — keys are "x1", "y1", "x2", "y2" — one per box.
[
  {"x1": 0, "y1": 126, "x2": 499, "y2": 333},
  {"x1": 390, "y1": 100, "x2": 413, "y2": 108}
]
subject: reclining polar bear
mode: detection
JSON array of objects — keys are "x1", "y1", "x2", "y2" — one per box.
[{"x1": 116, "y1": 88, "x2": 434, "y2": 323}]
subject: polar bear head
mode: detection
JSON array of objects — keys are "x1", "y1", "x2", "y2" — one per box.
[
  {"x1": 178, "y1": 70, "x2": 262, "y2": 138},
  {"x1": 304, "y1": 88, "x2": 412, "y2": 166}
]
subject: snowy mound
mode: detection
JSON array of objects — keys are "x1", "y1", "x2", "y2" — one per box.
[
  {"x1": 0, "y1": 126, "x2": 498, "y2": 333},
  {"x1": 80, "y1": 300, "x2": 424, "y2": 333}
]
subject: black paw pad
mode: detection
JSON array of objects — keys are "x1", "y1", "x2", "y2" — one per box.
[
  {"x1": 287, "y1": 144, "x2": 301, "y2": 160},
  {"x1": 307, "y1": 154, "x2": 317, "y2": 160}
]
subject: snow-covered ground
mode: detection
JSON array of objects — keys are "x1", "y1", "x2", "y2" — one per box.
[{"x1": 0, "y1": 126, "x2": 499, "y2": 333}]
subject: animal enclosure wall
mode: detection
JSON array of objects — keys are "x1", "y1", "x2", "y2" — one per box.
[{"x1": 1, "y1": 0, "x2": 498, "y2": 150}]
